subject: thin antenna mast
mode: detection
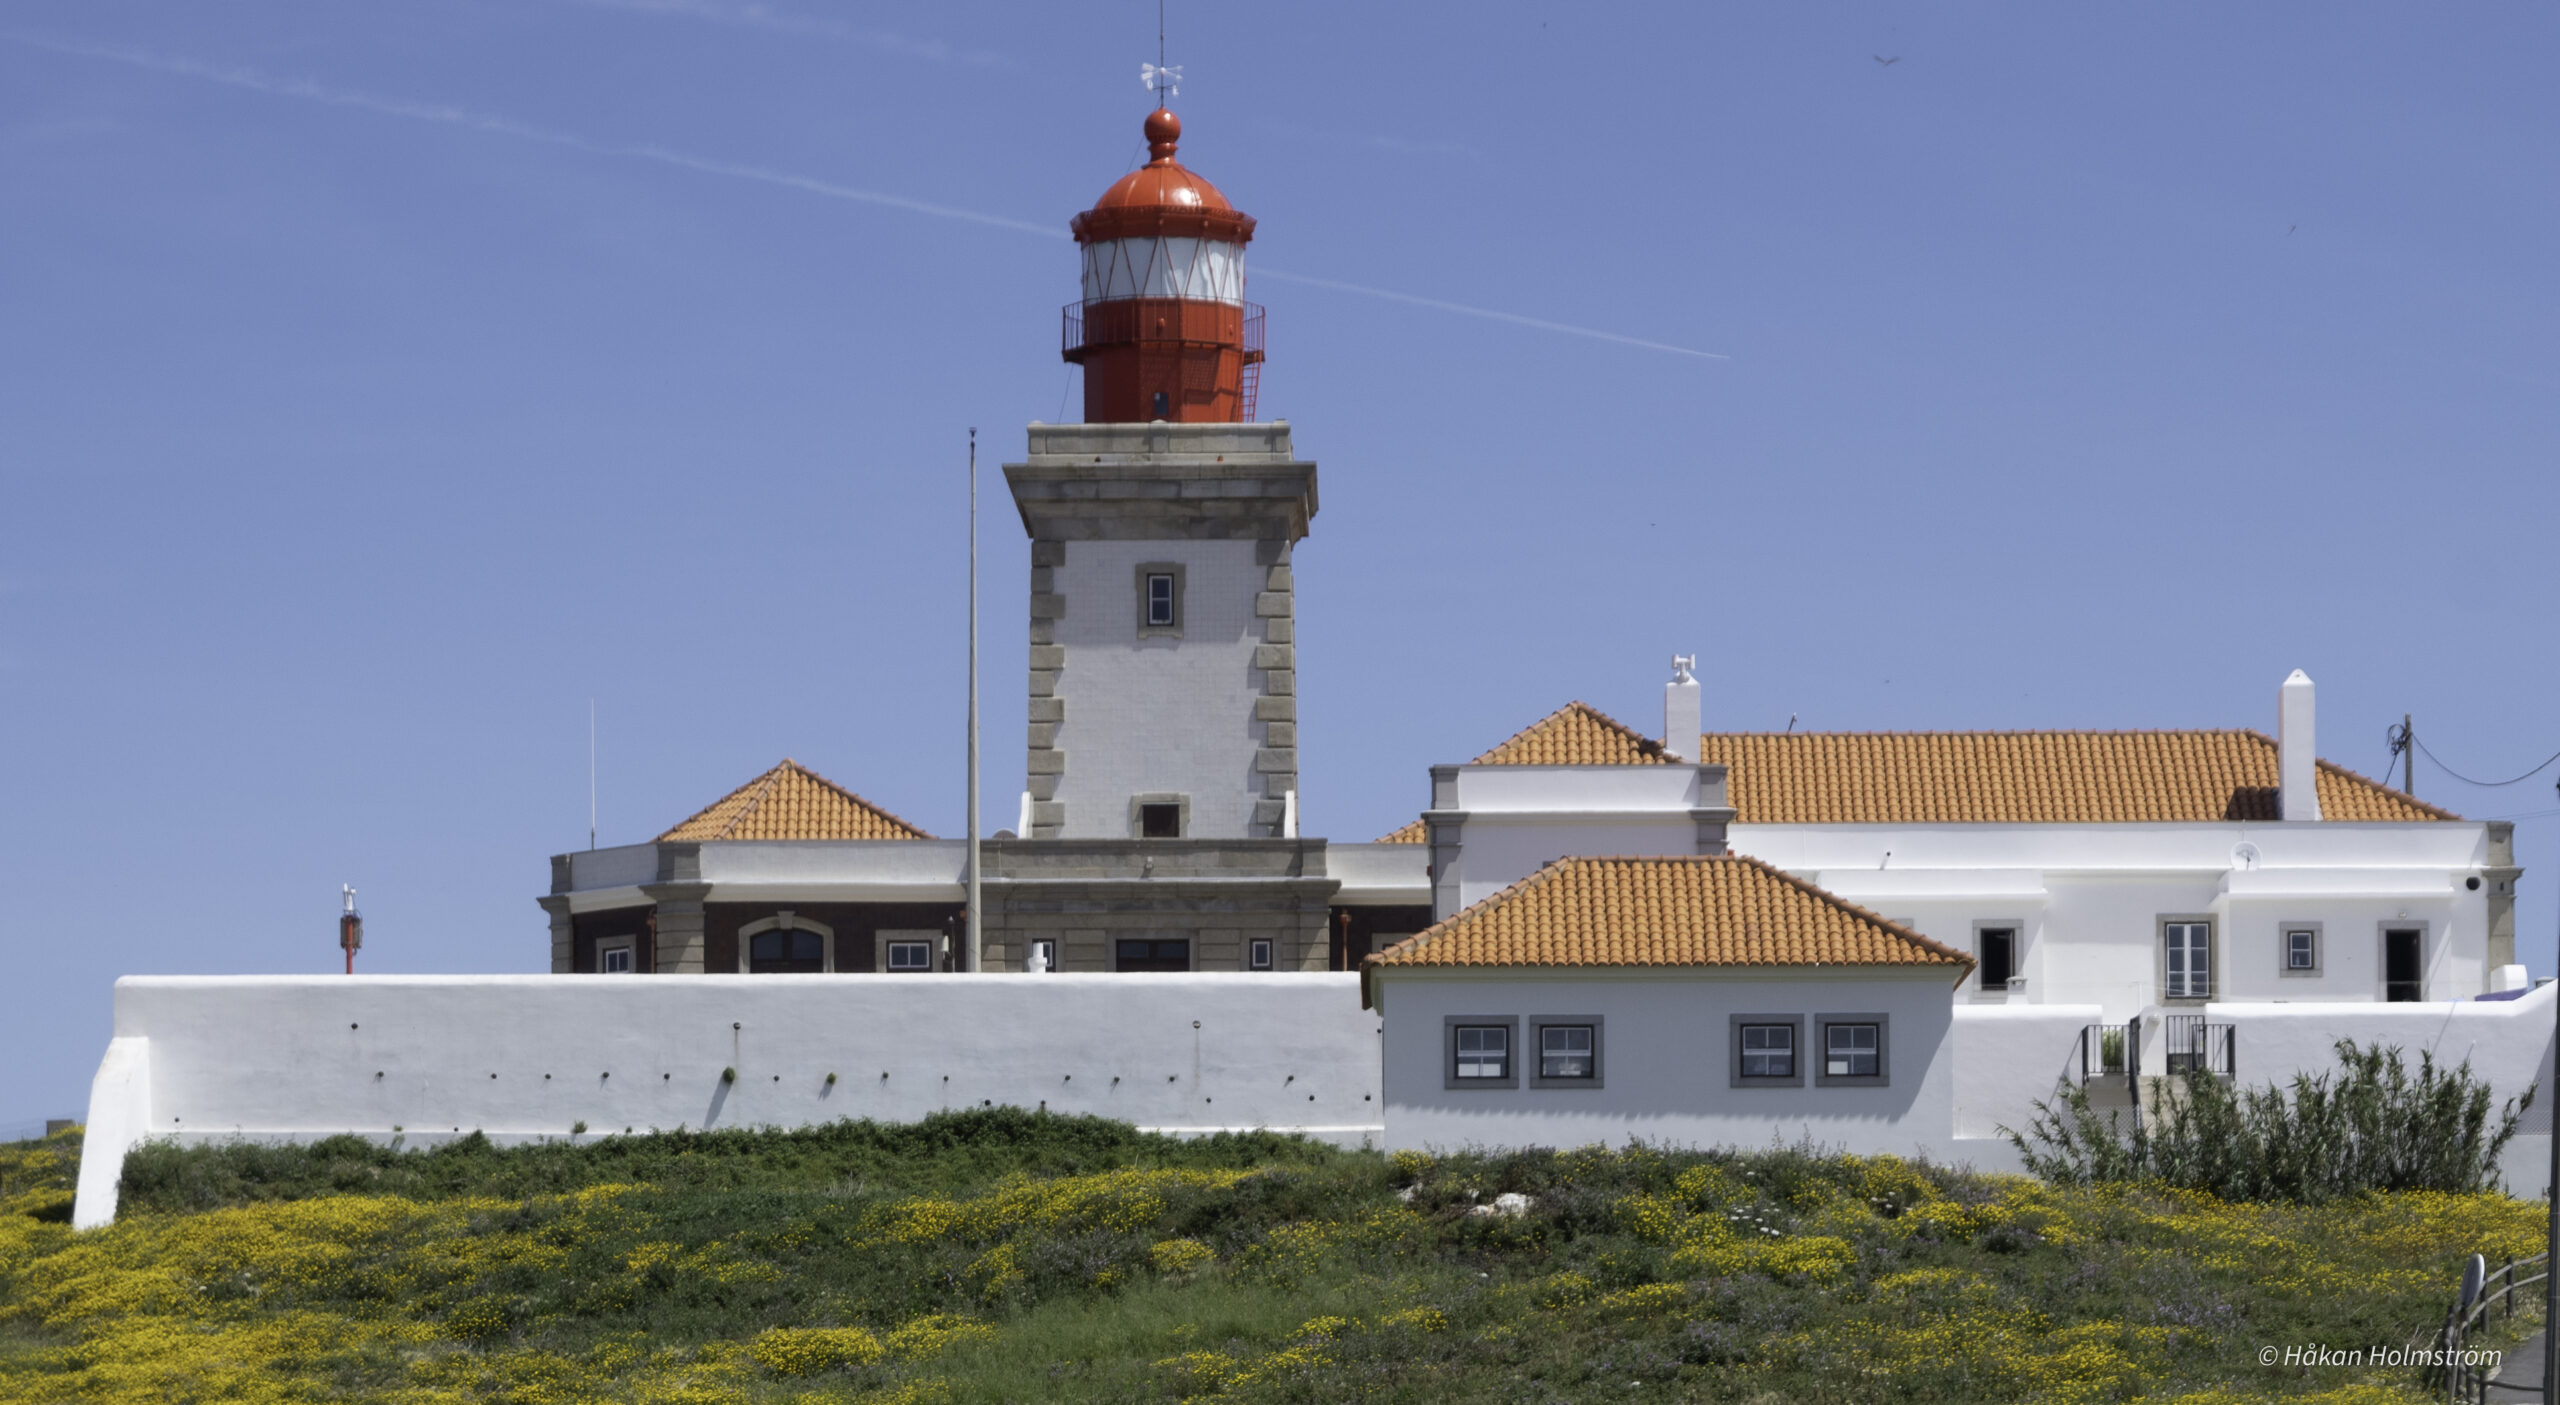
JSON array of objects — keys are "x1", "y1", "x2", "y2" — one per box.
[
  {"x1": 588, "y1": 699, "x2": 597, "y2": 851},
  {"x1": 966, "y1": 428, "x2": 982, "y2": 974}
]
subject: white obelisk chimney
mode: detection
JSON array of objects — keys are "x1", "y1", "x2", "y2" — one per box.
[
  {"x1": 2278, "y1": 669, "x2": 2321, "y2": 822},
  {"x1": 1664, "y1": 655, "x2": 1701, "y2": 762}
]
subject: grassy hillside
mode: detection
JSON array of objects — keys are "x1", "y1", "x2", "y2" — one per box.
[{"x1": 0, "y1": 1115, "x2": 2541, "y2": 1403}]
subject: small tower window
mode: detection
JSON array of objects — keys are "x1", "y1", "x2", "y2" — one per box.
[
  {"x1": 1140, "y1": 803, "x2": 1181, "y2": 838},
  {"x1": 1152, "y1": 390, "x2": 1170, "y2": 418},
  {"x1": 1135, "y1": 563, "x2": 1184, "y2": 637}
]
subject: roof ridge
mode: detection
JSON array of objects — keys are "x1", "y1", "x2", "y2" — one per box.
[
  {"x1": 1698, "y1": 727, "x2": 2271, "y2": 739},
  {"x1": 2312, "y1": 757, "x2": 2461, "y2": 821},
  {"x1": 1471, "y1": 700, "x2": 1667, "y2": 765},
  {"x1": 1367, "y1": 855, "x2": 1575, "y2": 968},
  {"x1": 710, "y1": 767, "x2": 786, "y2": 841},
  {"x1": 1716, "y1": 852, "x2": 1976, "y2": 968},
  {"x1": 1364, "y1": 853, "x2": 1973, "y2": 989},
  {"x1": 775, "y1": 757, "x2": 936, "y2": 838}
]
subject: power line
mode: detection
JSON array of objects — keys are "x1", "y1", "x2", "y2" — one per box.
[{"x1": 2412, "y1": 736, "x2": 2560, "y2": 789}]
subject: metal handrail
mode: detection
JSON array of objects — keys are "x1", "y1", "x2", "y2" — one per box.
[{"x1": 2420, "y1": 1251, "x2": 2546, "y2": 1402}]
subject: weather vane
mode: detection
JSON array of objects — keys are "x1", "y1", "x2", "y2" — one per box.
[{"x1": 1142, "y1": 0, "x2": 1179, "y2": 101}]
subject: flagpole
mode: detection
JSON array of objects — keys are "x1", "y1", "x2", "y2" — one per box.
[{"x1": 966, "y1": 427, "x2": 982, "y2": 974}]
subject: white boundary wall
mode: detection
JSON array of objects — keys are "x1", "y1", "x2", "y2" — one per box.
[
  {"x1": 74, "y1": 974, "x2": 1384, "y2": 1229},
  {"x1": 2204, "y1": 985, "x2": 2556, "y2": 1195}
]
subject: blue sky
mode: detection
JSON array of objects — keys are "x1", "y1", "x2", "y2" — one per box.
[{"x1": 3, "y1": 2, "x2": 2554, "y2": 1132}]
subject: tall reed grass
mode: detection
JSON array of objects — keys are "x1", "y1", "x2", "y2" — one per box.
[{"x1": 2010, "y1": 1039, "x2": 2534, "y2": 1203}]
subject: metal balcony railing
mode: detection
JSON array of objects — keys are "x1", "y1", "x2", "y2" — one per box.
[{"x1": 2162, "y1": 1014, "x2": 2235, "y2": 1078}]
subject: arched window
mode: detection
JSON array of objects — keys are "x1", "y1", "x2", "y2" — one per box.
[{"x1": 738, "y1": 913, "x2": 835, "y2": 974}]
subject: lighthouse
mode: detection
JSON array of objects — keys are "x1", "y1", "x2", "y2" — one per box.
[
  {"x1": 1062, "y1": 107, "x2": 1263, "y2": 423},
  {"x1": 988, "y1": 104, "x2": 1331, "y2": 973}
]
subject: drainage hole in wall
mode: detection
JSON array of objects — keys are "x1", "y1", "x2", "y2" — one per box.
[
  {"x1": 488, "y1": 1073, "x2": 497, "y2": 1079},
  {"x1": 350, "y1": 1023, "x2": 358, "y2": 1030},
  {"x1": 772, "y1": 1075, "x2": 779, "y2": 1082},
  {"x1": 543, "y1": 1074, "x2": 551, "y2": 1080}
]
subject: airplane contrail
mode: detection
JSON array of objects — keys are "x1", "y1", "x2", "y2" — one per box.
[{"x1": 9, "y1": 33, "x2": 1728, "y2": 361}]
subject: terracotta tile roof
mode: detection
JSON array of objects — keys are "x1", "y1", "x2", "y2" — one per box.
[
  {"x1": 1363, "y1": 856, "x2": 1971, "y2": 996},
  {"x1": 1470, "y1": 701, "x2": 1669, "y2": 766},
  {"x1": 657, "y1": 759, "x2": 932, "y2": 842},
  {"x1": 1688, "y1": 730, "x2": 2455, "y2": 825},
  {"x1": 1377, "y1": 818, "x2": 1427, "y2": 844}
]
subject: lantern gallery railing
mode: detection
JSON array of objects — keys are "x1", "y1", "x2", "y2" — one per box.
[{"x1": 1062, "y1": 299, "x2": 1265, "y2": 361}]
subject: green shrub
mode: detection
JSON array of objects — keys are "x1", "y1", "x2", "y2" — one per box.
[{"x1": 2009, "y1": 1038, "x2": 2533, "y2": 1202}]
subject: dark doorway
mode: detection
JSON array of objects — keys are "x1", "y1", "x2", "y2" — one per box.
[
  {"x1": 2384, "y1": 929, "x2": 2423, "y2": 1002},
  {"x1": 1978, "y1": 928, "x2": 2016, "y2": 990},
  {"x1": 1115, "y1": 938, "x2": 1191, "y2": 972},
  {"x1": 750, "y1": 928, "x2": 825, "y2": 974}
]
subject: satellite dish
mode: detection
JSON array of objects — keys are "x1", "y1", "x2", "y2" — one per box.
[
  {"x1": 2230, "y1": 842, "x2": 2260, "y2": 871},
  {"x1": 2460, "y1": 1253, "x2": 2486, "y2": 1312}
]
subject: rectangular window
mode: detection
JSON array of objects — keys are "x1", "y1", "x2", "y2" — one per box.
[
  {"x1": 1539, "y1": 1026, "x2": 1594, "y2": 1080},
  {"x1": 1114, "y1": 938, "x2": 1191, "y2": 972},
  {"x1": 1977, "y1": 926, "x2": 2016, "y2": 990},
  {"x1": 1248, "y1": 938, "x2": 1274, "y2": 970},
  {"x1": 1135, "y1": 562, "x2": 1184, "y2": 637},
  {"x1": 1815, "y1": 1014, "x2": 1890, "y2": 1086},
  {"x1": 1443, "y1": 1016, "x2": 1520, "y2": 1089},
  {"x1": 1140, "y1": 803, "x2": 1181, "y2": 838},
  {"x1": 1827, "y1": 1025, "x2": 1878, "y2": 1077},
  {"x1": 887, "y1": 940, "x2": 932, "y2": 972},
  {"x1": 1740, "y1": 1024, "x2": 1795, "y2": 1079},
  {"x1": 2285, "y1": 928, "x2": 2318, "y2": 973},
  {"x1": 2164, "y1": 921, "x2": 2213, "y2": 1000},
  {"x1": 598, "y1": 942, "x2": 634, "y2": 974},
  {"x1": 1454, "y1": 1026, "x2": 1510, "y2": 1080}
]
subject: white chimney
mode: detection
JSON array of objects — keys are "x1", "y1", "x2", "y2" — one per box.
[
  {"x1": 2278, "y1": 669, "x2": 2321, "y2": 822},
  {"x1": 1664, "y1": 655, "x2": 1701, "y2": 761}
]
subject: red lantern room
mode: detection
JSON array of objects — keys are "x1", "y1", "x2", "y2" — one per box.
[{"x1": 1062, "y1": 108, "x2": 1263, "y2": 423}]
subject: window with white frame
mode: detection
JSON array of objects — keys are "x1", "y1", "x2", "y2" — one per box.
[
  {"x1": 2163, "y1": 920, "x2": 2213, "y2": 1000},
  {"x1": 886, "y1": 940, "x2": 932, "y2": 972},
  {"x1": 1248, "y1": 938, "x2": 1274, "y2": 970},
  {"x1": 598, "y1": 941, "x2": 634, "y2": 974},
  {"x1": 1454, "y1": 1026, "x2": 1509, "y2": 1080},
  {"x1": 1146, "y1": 573, "x2": 1175, "y2": 626},
  {"x1": 2283, "y1": 925, "x2": 2320, "y2": 974}
]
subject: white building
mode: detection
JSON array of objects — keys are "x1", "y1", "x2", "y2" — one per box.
[{"x1": 1390, "y1": 669, "x2": 2519, "y2": 1024}]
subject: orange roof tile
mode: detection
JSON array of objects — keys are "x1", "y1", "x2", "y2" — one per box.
[
  {"x1": 1376, "y1": 818, "x2": 1427, "y2": 844},
  {"x1": 1364, "y1": 855, "x2": 1971, "y2": 992},
  {"x1": 658, "y1": 759, "x2": 932, "y2": 842},
  {"x1": 1689, "y1": 730, "x2": 2454, "y2": 825},
  {"x1": 1471, "y1": 701, "x2": 1669, "y2": 766}
]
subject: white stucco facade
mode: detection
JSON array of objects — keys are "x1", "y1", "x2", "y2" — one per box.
[
  {"x1": 1738, "y1": 821, "x2": 2499, "y2": 1021},
  {"x1": 1371, "y1": 966, "x2": 1976, "y2": 1161},
  {"x1": 1051, "y1": 538, "x2": 1269, "y2": 839},
  {"x1": 74, "y1": 973, "x2": 1383, "y2": 1229}
]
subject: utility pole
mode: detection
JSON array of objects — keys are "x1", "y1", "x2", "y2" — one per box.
[
  {"x1": 2404, "y1": 713, "x2": 2416, "y2": 797},
  {"x1": 966, "y1": 428, "x2": 982, "y2": 974}
]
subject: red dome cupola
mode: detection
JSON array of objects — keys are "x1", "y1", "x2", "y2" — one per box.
[{"x1": 1062, "y1": 108, "x2": 1264, "y2": 423}]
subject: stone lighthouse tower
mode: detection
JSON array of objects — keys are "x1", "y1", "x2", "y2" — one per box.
[
  {"x1": 981, "y1": 104, "x2": 1334, "y2": 975},
  {"x1": 1008, "y1": 105, "x2": 1315, "y2": 845}
]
